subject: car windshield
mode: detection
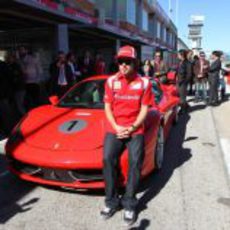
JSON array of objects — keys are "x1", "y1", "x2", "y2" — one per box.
[
  {"x1": 58, "y1": 79, "x2": 105, "y2": 109},
  {"x1": 58, "y1": 78, "x2": 161, "y2": 108}
]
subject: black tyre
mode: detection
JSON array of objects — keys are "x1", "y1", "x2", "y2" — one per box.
[
  {"x1": 154, "y1": 125, "x2": 164, "y2": 170},
  {"x1": 173, "y1": 106, "x2": 179, "y2": 125}
]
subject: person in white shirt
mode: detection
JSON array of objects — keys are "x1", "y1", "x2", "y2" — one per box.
[{"x1": 18, "y1": 46, "x2": 43, "y2": 109}]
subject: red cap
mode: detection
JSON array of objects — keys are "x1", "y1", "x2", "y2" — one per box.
[{"x1": 116, "y1": 45, "x2": 137, "y2": 59}]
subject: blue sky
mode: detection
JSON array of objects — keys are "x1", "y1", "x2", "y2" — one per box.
[{"x1": 159, "y1": 0, "x2": 230, "y2": 52}]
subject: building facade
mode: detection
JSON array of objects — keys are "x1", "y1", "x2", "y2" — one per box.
[{"x1": 0, "y1": 0, "x2": 178, "y2": 77}]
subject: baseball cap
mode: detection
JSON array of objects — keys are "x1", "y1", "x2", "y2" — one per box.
[{"x1": 116, "y1": 45, "x2": 137, "y2": 59}]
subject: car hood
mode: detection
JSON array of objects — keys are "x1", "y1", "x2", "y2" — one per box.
[{"x1": 21, "y1": 105, "x2": 105, "y2": 151}]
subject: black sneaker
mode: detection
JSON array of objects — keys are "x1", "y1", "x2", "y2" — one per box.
[
  {"x1": 123, "y1": 209, "x2": 136, "y2": 226},
  {"x1": 100, "y1": 206, "x2": 117, "y2": 220}
]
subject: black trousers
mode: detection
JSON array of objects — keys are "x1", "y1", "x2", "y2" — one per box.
[
  {"x1": 25, "y1": 83, "x2": 41, "y2": 109},
  {"x1": 0, "y1": 99, "x2": 14, "y2": 135},
  {"x1": 103, "y1": 133, "x2": 144, "y2": 211},
  {"x1": 208, "y1": 77, "x2": 219, "y2": 103},
  {"x1": 177, "y1": 82, "x2": 188, "y2": 110}
]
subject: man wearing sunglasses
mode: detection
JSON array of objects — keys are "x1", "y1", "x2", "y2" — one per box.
[
  {"x1": 151, "y1": 51, "x2": 168, "y2": 83},
  {"x1": 101, "y1": 45, "x2": 153, "y2": 225}
]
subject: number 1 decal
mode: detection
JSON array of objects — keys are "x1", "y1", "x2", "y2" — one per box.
[{"x1": 67, "y1": 120, "x2": 78, "y2": 131}]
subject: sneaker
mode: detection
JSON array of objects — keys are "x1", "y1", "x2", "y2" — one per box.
[
  {"x1": 100, "y1": 206, "x2": 117, "y2": 220},
  {"x1": 123, "y1": 209, "x2": 136, "y2": 226}
]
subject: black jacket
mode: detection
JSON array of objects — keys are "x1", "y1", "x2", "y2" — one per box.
[
  {"x1": 7, "y1": 62, "x2": 25, "y2": 91},
  {"x1": 177, "y1": 59, "x2": 191, "y2": 85},
  {"x1": 49, "y1": 61, "x2": 74, "y2": 94},
  {"x1": 78, "y1": 57, "x2": 95, "y2": 78},
  {"x1": 209, "y1": 59, "x2": 221, "y2": 80},
  {"x1": 0, "y1": 61, "x2": 11, "y2": 100}
]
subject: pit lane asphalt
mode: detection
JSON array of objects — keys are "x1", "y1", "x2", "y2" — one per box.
[{"x1": 0, "y1": 100, "x2": 230, "y2": 230}]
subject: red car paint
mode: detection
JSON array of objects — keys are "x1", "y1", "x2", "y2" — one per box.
[{"x1": 5, "y1": 75, "x2": 179, "y2": 189}]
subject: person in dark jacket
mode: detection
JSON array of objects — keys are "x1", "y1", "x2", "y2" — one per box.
[
  {"x1": 177, "y1": 49, "x2": 190, "y2": 114},
  {"x1": 49, "y1": 51, "x2": 74, "y2": 97},
  {"x1": 0, "y1": 60, "x2": 14, "y2": 135},
  {"x1": 79, "y1": 50, "x2": 95, "y2": 78},
  {"x1": 187, "y1": 50, "x2": 195, "y2": 95},
  {"x1": 6, "y1": 53, "x2": 26, "y2": 116},
  {"x1": 208, "y1": 51, "x2": 222, "y2": 106}
]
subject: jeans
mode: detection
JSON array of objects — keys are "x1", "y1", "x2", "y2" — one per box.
[
  {"x1": 195, "y1": 78, "x2": 208, "y2": 101},
  {"x1": 103, "y1": 133, "x2": 144, "y2": 211}
]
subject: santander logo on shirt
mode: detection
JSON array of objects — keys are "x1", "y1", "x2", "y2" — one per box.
[{"x1": 114, "y1": 94, "x2": 140, "y2": 100}]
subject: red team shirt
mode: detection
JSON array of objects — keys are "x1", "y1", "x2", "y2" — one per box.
[{"x1": 104, "y1": 73, "x2": 154, "y2": 135}]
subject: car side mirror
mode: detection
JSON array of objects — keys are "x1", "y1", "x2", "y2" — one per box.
[{"x1": 49, "y1": 96, "x2": 59, "y2": 105}]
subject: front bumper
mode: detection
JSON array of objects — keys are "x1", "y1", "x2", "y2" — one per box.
[
  {"x1": 8, "y1": 163, "x2": 106, "y2": 189},
  {"x1": 6, "y1": 141, "x2": 128, "y2": 189}
]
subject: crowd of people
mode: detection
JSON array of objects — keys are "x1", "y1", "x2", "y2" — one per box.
[
  {"x1": 138, "y1": 49, "x2": 230, "y2": 114},
  {"x1": 100, "y1": 46, "x2": 230, "y2": 225},
  {"x1": 0, "y1": 44, "x2": 230, "y2": 226},
  {"x1": 49, "y1": 50, "x2": 107, "y2": 97},
  {"x1": 0, "y1": 46, "x2": 229, "y2": 137},
  {"x1": 177, "y1": 49, "x2": 230, "y2": 114},
  {"x1": 0, "y1": 46, "x2": 107, "y2": 137}
]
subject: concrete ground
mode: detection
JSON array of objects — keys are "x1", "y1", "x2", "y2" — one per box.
[{"x1": 0, "y1": 93, "x2": 230, "y2": 230}]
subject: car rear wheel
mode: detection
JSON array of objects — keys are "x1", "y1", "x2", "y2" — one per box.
[
  {"x1": 173, "y1": 106, "x2": 179, "y2": 125},
  {"x1": 154, "y1": 125, "x2": 164, "y2": 170}
]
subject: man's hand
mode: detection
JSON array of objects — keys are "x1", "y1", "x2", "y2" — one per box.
[
  {"x1": 116, "y1": 125, "x2": 134, "y2": 139},
  {"x1": 114, "y1": 125, "x2": 128, "y2": 139}
]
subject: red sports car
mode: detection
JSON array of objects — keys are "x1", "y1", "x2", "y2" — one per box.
[{"x1": 5, "y1": 75, "x2": 179, "y2": 189}]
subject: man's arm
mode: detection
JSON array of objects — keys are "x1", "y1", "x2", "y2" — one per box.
[
  {"x1": 104, "y1": 78, "x2": 127, "y2": 136},
  {"x1": 127, "y1": 78, "x2": 153, "y2": 134},
  {"x1": 105, "y1": 102, "x2": 117, "y2": 131},
  {"x1": 132, "y1": 105, "x2": 149, "y2": 129}
]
